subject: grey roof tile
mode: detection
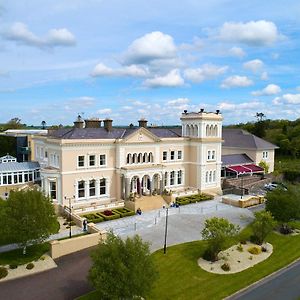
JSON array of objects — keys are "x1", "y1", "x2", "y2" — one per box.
[
  {"x1": 0, "y1": 161, "x2": 40, "y2": 173},
  {"x1": 222, "y1": 154, "x2": 253, "y2": 166}
]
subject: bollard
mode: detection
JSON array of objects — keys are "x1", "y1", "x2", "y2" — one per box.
[
  {"x1": 134, "y1": 222, "x2": 137, "y2": 231},
  {"x1": 158, "y1": 210, "x2": 160, "y2": 218},
  {"x1": 154, "y1": 217, "x2": 157, "y2": 225},
  {"x1": 216, "y1": 204, "x2": 218, "y2": 211}
]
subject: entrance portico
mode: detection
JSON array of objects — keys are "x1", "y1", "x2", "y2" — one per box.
[{"x1": 120, "y1": 165, "x2": 165, "y2": 200}]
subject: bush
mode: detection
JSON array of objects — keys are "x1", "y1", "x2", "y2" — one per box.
[
  {"x1": 221, "y1": 263, "x2": 231, "y2": 271},
  {"x1": 176, "y1": 193, "x2": 214, "y2": 206},
  {"x1": 261, "y1": 246, "x2": 267, "y2": 252},
  {"x1": 279, "y1": 224, "x2": 293, "y2": 235},
  {"x1": 248, "y1": 246, "x2": 262, "y2": 255},
  {"x1": 0, "y1": 267, "x2": 8, "y2": 279},
  {"x1": 82, "y1": 213, "x2": 104, "y2": 223},
  {"x1": 9, "y1": 264, "x2": 18, "y2": 269},
  {"x1": 113, "y1": 208, "x2": 135, "y2": 218},
  {"x1": 236, "y1": 244, "x2": 243, "y2": 252},
  {"x1": 26, "y1": 263, "x2": 34, "y2": 270},
  {"x1": 98, "y1": 210, "x2": 120, "y2": 221}
]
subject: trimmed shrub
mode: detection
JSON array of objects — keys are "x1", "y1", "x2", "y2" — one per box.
[
  {"x1": 221, "y1": 263, "x2": 231, "y2": 271},
  {"x1": 236, "y1": 244, "x2": 243, "y2": 252},
  {"x1": 248, "y1": 246, "x2": 262, "y2": 255},
  {"x1": 176, "y1": 193, "x2": 214, "y2": 206},
  {"x1": 9, "y1": 264, "x2": 18, "y2": 269},
  {"x1": 0, "y1": 267, "x2": 8, "y2": 279},
  {"x1": 98, "y1": 210, "x2": 120, "y2": 221},
  {"x1": 112, "y1": 208, "x2": 135, "y2": 217},
  {"x1": 26, "y1": 263, "x2": 34, "y2": 270},
  {"x1": 82, "y1": 213, "x2": 104, "y2": 223}
]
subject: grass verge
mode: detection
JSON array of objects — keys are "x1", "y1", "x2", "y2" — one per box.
[
  {"x1": 78, "y1": 228, "x2": 300, "y2": 300},
  {"x1": 0, "y1": 243, "x2": 50, "y2": 266}
]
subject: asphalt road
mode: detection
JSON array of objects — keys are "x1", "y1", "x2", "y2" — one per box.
[
  {"x1": 0, "y1": 248, "x2": 94, "y2": 300},
  {"x1": 229, "y1": 259, "x2": 300, "y2": 300}
]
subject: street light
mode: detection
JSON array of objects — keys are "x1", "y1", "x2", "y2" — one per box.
[
  {"x1": 64, "y1": 196, "x2": 74, "y2": 238},
  {"x1": 240, "y1": 175, "x2": 244, "y2": 199},
  {"x1": 163, "y1": 207, "x2": 169, "y2": 254}
]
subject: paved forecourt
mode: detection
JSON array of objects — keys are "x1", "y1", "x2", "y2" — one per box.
[{"x1": 95, "y1": 197, "x2": 255, "y2": 251}]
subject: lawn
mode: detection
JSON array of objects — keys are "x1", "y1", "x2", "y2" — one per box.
[
  {"x1": 0, "y1": 243, "x2": 50, "y2": 266},
  {"x1": 78, "y1": 228, "x2": 300, "y2": 300}
]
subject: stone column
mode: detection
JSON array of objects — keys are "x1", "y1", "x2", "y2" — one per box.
[
  {"x1": 139, "y1": 177, "x2": 142, "y2": 197},
  {"x1": 125, "y1": 177, "x2": 130, "y2": 199},
  {"x1": 150, "y1": 178, "x2": 153, "y2": 196},
  {"x1": 160, "y1": 173, "x2": 164, "y2": 195},
  {"x1": 96, "y1": 179, "x2": 100, "y2": 197},
  {"x1": 85, "y1": 180, "x2": 89, "y2": 199}
]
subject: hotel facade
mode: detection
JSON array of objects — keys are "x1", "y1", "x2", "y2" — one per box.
[{"x1": 32, "y1": 111, "x2": 277, "y2": 210}]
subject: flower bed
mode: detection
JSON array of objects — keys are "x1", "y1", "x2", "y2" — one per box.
[
  {"x1": 176, "y1": 193, "x2": 214, "y2": 206},
  {"x1": 112, "y1": 207, "x2": 135, "y2": 217},
  {"x1": 97, "y1": 210, "x2": 121, "y2": 221}
]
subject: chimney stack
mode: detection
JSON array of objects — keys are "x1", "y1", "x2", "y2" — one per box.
[
  {"x1": 74, "y1": 115, "x2": 85, "y2": 129},
  {"x1": 84, "y1": 118, "x2": 102, "y2": 128},
  {"x1": 199, "y1": 108, "x2": 204, "y2": 113},
  {"x1": 103, "y1": 119, "x2": 113, "y2": 131},
  {"x1": 216, "y1": 109, "x2": 220, "y2": 114},
  {"x1": 138, "y1": 119, "x2": 148, "y2": 128}
]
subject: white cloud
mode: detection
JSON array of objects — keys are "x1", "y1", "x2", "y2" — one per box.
[
  {"x1": 252, "y1": 84, "x2": 281, "y2": 96},
  {"x1": 228, "y1": 46, "x2": 246, "y2": 58},
  {"x1": 184, "y1": 64, "x2": 228, "y2": 83},
  {"x1": 221, "y1": 75, "x2": 253, "y2": 88},
  {"x1": 167, "y1": 98, "x2": 189, "y2": 106},
  {"x1": 243, "y1": 59, "x2": 264, "y2": 73},
  {"x1": 219, "y1": 20, "x2": 280, "y2": 46},
  {"x1": 91, "y1": 63, "x2": 148, "y2": 77},
  {"x1": 3, "y1": 22, "x2": 76, "y2": 48},
  {"x1": 123, "y1": 31, "x2": 177, "y2": 65},
  {"x1": 97, "y1": 108, "x2": 112, "y2": 114},
  {"x1": 68, "y1": 96, "x2": 96, "y2": 106},
  {"x1": 260, "y1": 71, "x2": 269, "y2": 80},
  {"x1": 218, "y1": 101, "x2": 262, "y2": 111},
  {"x1": 273, "y1": 93, "x2": 300, "y2": 105},
  {"x1": 143, "y1": 69, "x2": 184, "y2": 88}
]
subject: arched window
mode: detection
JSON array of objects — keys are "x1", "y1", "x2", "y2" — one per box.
[
  {"x1": 212, "y1": 150, "x2": 215, "y2": 160},
  {"x1": 138, "y1": 153, "x2": 142, "y2": 163},
  {"x1": 133, "y1": 153, "x2": 137, "y2": 164},
  {"x1": 148, "y1": 152, "x2": 153, "y2": 163},
  {"x1": 209, "y1": 171, "x2": 212, "y2": 182},
  {"x1": 214, "y1": 125, "x2": 218, "y2": 136},
  {"x1": 186, "y1": 125, "x2": 191, "y2": 136},
  {"x1": 206, "y1": 125, "x2": 209, "y2": 136},
  {"x1": 143, "y1": 152, "x2": 147, "y2": 163},
  {"x1": 164, "y1": 172, "x2": 168, "y2": 186},
  {"x1": 205, "y1": 172, "x2": 208, "y2": 183},
  {"x1": 213, "y1": 170, "x2": 216, "y2": 182},
  {"x1": 127, "y1": 153, "x2": 131, "y2": 164}
]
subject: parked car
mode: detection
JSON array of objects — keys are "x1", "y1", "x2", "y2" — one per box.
[{"x1": 264, "y1": 182, "x2": 287, "y2": 191}]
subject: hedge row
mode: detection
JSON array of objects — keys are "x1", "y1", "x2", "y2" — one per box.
[
  {"x1": 175, "y1": 193, "x2": 214, "y2": 206},
  {"x1": 82, "y1": 207, "x2": 135, "y2": 223}
]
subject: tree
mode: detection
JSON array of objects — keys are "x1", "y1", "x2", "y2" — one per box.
[
  {"x1": 4, "y1": 189, "x2": 58, "y2": 254},
  {"x1": 251, "y1": 211, "x2": 276, "y2": 245},
  {"x1": 201, "y1": 217, "x2": 240, "y2": 261},
  {"x1": 89, "y1": 233, "x2": 158, "y2": 300},
  {"x1": 259, "y1": 160, "x2": 269, "y2": 174},
  {"x1": 266, "y1": 185, "x2": 300, "y2": 231}
]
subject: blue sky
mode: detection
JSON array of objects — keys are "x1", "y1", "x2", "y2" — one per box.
[{"x1": 0, "y1": 0, "x2": 300, "y2": 126}]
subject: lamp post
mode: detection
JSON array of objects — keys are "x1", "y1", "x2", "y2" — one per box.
[
  {"x1": 64, "y1": 196, "x2": 73, "y2": 238},
  {"x1": 163, "y1": 207, "x2": 169, "y2": 254}
]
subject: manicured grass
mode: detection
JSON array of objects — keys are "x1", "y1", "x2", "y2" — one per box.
[
  {"x1": 0, "y1": 243, "x2": 50, "y2": 266},
  {"x1": 78, "y1": 229, "x2": 300, "y2": 300}
]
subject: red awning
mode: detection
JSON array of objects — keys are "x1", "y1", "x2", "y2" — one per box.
[
  {"x1": 243, "y1": 164, "x2": 264, "y2": 172},
  {"x1": 226, "y1": 165, "x2": 252, "y2": 174},
  {"x1": 226, "y1": 164, "x2": 264, "y2": 174}
]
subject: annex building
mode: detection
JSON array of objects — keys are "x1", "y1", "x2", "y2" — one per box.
[{"x1": 31, "y1": 111, "x2": 277, "y2": 211}]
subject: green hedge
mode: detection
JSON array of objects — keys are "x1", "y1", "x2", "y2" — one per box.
[
  {"x1": 176, "y1": 193, "x2": 214, "y2": 205},
  {"x1": 82, "y1": 213, "x2": 104, "y2": 223},
  {"x1": 113, "y1": 207, "x2": 135, "y2": 217}
]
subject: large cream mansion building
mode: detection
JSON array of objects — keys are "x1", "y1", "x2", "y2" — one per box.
[{"x1": 32, "y1": 111, "x2": 277, "y2": 210}]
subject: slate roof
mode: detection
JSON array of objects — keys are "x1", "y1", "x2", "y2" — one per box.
[
  {"x1": 221, "y1": 154, "x2": 253, "y2": 166},
  {"x1": 222, "y1": 128, "x2": 278, "y2": 150},
  {"x1": 48, "y1": 127, "x2": 182, "y2": 139},
  {"x1": 0, "y1": 161, "x2": 40, "y2": 173}
]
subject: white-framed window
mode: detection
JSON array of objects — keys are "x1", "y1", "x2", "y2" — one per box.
[
  {"x1": 50, "y1": 181, "x2": 57, "y2": 200},
  {"x1": 78, "y1": 156, "x2": 85, "y2": 167},
  {"x1": 207, "y1": 151, "x2": 211, "y2": 160},
  {"x1": 263, "y1": 151, "x2": 268, "y2": 159},
  {"x1": 205, "y1": 172, "x2": 208, "y2": 183},
  {"x1": 170, "y1": 171, "x2": 175, "y2": 185},
  {"x1": 163, "y1": 151, "x2": 167, "y2": 161},
  {"x1": 213, "y1": 170, "x2": 216, "y2": 182},
  {"x1": 178, "y1": 150, "x2": 182, "y2": 160},
  {"x1": 100, "y1": 178, "x2": 106, "y2": 195},
  {"x1": 212, "y1": 150, "x2": 215, "y2": 160},
  {"x1": 164, "y1": 172, "x2": 168, "y2": 186},
  {"x1": 89, "y1": 180, "x2": 96, "y2": 197},
  {"x1": 170, "y1": 151, "x2": 175, "y2": 160},
  {"x1": 209, "y1": 171, "x2": 212, "y2": 182},
  {"x1": 177, "y1": 170, "x2": 182, "y2": 184},
  {"x1": 78, "y1": 180, "x2": 85, "y2": 198},
  {"x1": 89, "y1": 155, "x2": 95, "y2": 167},
  {"x1": 100, "y1": 154, "x2": 106, "y2": 166}
]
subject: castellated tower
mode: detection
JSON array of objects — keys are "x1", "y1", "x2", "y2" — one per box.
[{"x1": 180, "y1": 109, "x2": 223, "y2": 194}]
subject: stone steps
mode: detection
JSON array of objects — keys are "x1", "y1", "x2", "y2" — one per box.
[{"x1": 125, "y1": 195, "x2": 168, "y2": 212}]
